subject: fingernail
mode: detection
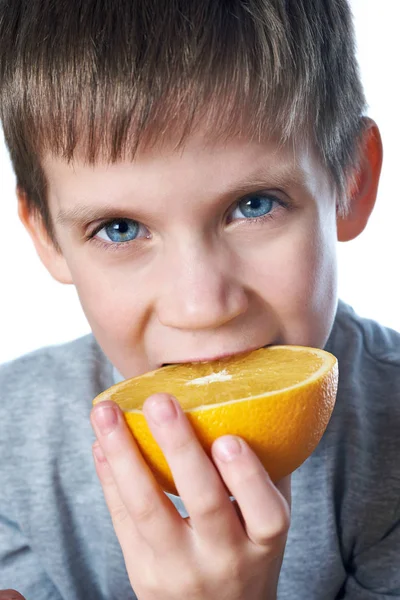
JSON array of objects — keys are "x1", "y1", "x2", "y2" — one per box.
[
  {"x1": 214, "y1": 436, "x2": 242, "y2": 462},
  {"x1": 146, "y1": 395, "x2": 177, "y2": 426},
  {"x1": 93, "y1": 404, "x2": 118, "y2": 435}
]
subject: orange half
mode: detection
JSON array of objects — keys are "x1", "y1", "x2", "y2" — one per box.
[{"x1": 93, "y1": 346, "x2": 338, "y2": 494}]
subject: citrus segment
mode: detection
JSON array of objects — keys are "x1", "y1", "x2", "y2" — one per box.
[{"x1": 93, "y1": 346, "x2": 338, "y2": 494}]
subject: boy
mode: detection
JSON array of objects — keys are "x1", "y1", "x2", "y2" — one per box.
[{"x1": 0, "y1": 0, "x2": 399, "y2": 598}]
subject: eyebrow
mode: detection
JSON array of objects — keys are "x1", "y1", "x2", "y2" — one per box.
[
  {"x1": 56, "y1": 204, "x2": 133, "y2": 228},
  {"x1": 55, "y1": 165, "x2": 304, "y2": 228}
]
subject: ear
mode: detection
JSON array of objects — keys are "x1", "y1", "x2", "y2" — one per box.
[
  {"x1": 17, "y1": 188, "x2": 74, "y2": 284},
  {"x1": 337, "y1": 119, "x2": 383, "y2": 242}
]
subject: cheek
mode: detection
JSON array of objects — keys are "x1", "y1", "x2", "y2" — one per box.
[
  {"x1": 70, "y1": 267, "x2": 154, "y2": 376},
  {"x1": 284, "y1": 225, "x2": 337, "y2": 346},
  {"x1": 65, "y1": 258, "x2": 147, "y2": 342},
  {"x1": 245, "y1": 219, "x2": 338, "y2": 347}
]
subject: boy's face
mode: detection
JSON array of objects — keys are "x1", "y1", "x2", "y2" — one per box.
[{"x1": 40, "y1": 134, "x2": 339, "y2": 378}]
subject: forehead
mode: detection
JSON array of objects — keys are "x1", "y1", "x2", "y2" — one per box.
[
  {"x1": 42, "y1": 132, "x2": 331, "y2": 211},
  {"x1": 43, "y1": 130, "x2": 317, "y2": 175}
]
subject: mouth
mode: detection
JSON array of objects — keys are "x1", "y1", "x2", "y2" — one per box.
[{"x1": 160, "y1": 344, "x2": 271, "y2": 368}]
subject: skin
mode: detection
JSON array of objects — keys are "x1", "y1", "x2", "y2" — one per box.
[{"x1": 12, "y1": 121, "x2": 381, "y2": 600}]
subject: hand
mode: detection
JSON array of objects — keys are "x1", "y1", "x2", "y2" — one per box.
[
  {"x1": 91, "y1": 394, "x2": 291, "y2": 600},
  {"x1": 0, "y1": 591, "x2": 26, "y2": 600}
]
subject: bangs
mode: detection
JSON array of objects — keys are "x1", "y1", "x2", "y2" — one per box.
[
  {"x1": 30, "y1": 71, "x2": 307, "y2": 164},
  {"x1": 4, "y1": 0, "x2": 309, "y2": 164},
  {"x1": 1, "y1": 0, "x2": 367, "y2": 227}
]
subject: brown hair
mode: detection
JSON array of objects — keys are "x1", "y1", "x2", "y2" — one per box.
[{"x1": 0, "y1": 0, "x2": 366, "y2": 246}]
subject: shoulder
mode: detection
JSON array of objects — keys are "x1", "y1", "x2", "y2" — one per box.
[
  {"x1": 324, "y1": 302, "x2": 400, "y2": 548},
  {"x1": 0, "y1": 334, "x2": 113, "y2": 401},
  {"x1": 327, "y1": 301, "x2": 400, "y2": 421},
  {"x1": 335, "y1": 302, "x2": 400, "y2": 356},
  {"x1": 327, "y1": 301, "x2": 400, "y2": 424},
  {"x1": 327, "y1": 300, "x2": 400, "y2": 391},
  {"x1": 329, "y1": 300, "x2": 400, "y2": 363},
  {"x1": 0, "y1": 336, "x2": 114, "y2": 549},
  {"x1": 0, "y1": 334, "x2": 114, "y2": 505},
  {"x1": 0, "y1": 334, "x2": 114, "y2": 461}
]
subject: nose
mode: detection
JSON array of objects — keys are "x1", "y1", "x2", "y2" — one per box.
[{"x1": 156, "y1": 242, "x2": 248, "y2": 331}]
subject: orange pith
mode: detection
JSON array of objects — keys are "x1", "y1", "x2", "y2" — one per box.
[{"x1": 93, "y1": 346, "x2": 338, "y2": 494}]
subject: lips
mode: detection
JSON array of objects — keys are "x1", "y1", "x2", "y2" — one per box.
[{"x1": 160, "y1": 344, "x2": 271, "y2": 368}]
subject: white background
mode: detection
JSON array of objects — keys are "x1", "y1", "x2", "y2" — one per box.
[{"x1": 0, "y1": 0, "x2": 399, "y2": 365}]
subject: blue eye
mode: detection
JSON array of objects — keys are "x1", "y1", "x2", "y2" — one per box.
[
  {"x1": 96, "y1": 219, "x2": 143, "y2": 243},
  {"x1": 233, "y1": 195, "x2": 276, "y2": 220}
]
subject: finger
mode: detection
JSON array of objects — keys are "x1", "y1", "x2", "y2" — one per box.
[
  {"x1": 92, "y1": 441, "x2": 139, "y2": 541},
  {"x1": 212, "y1": 436, "x2": 291, "y2": 551},
  {"x1": 276, "y1": 475, "x2": 292, "y2": 509},
  {"x1": 143, "y1": 394, "x2": 244, "y2": 544},
  {"x1": 91, "y1": 401, "x2": 184, "y2": 551},
  {"x1": 0, "y1": 592, "x2": 26, "y2": 600}
]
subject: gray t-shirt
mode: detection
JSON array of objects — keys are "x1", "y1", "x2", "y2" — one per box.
[{"x1": 0, "y1": 301, "x2": 399, "y2": 599}]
